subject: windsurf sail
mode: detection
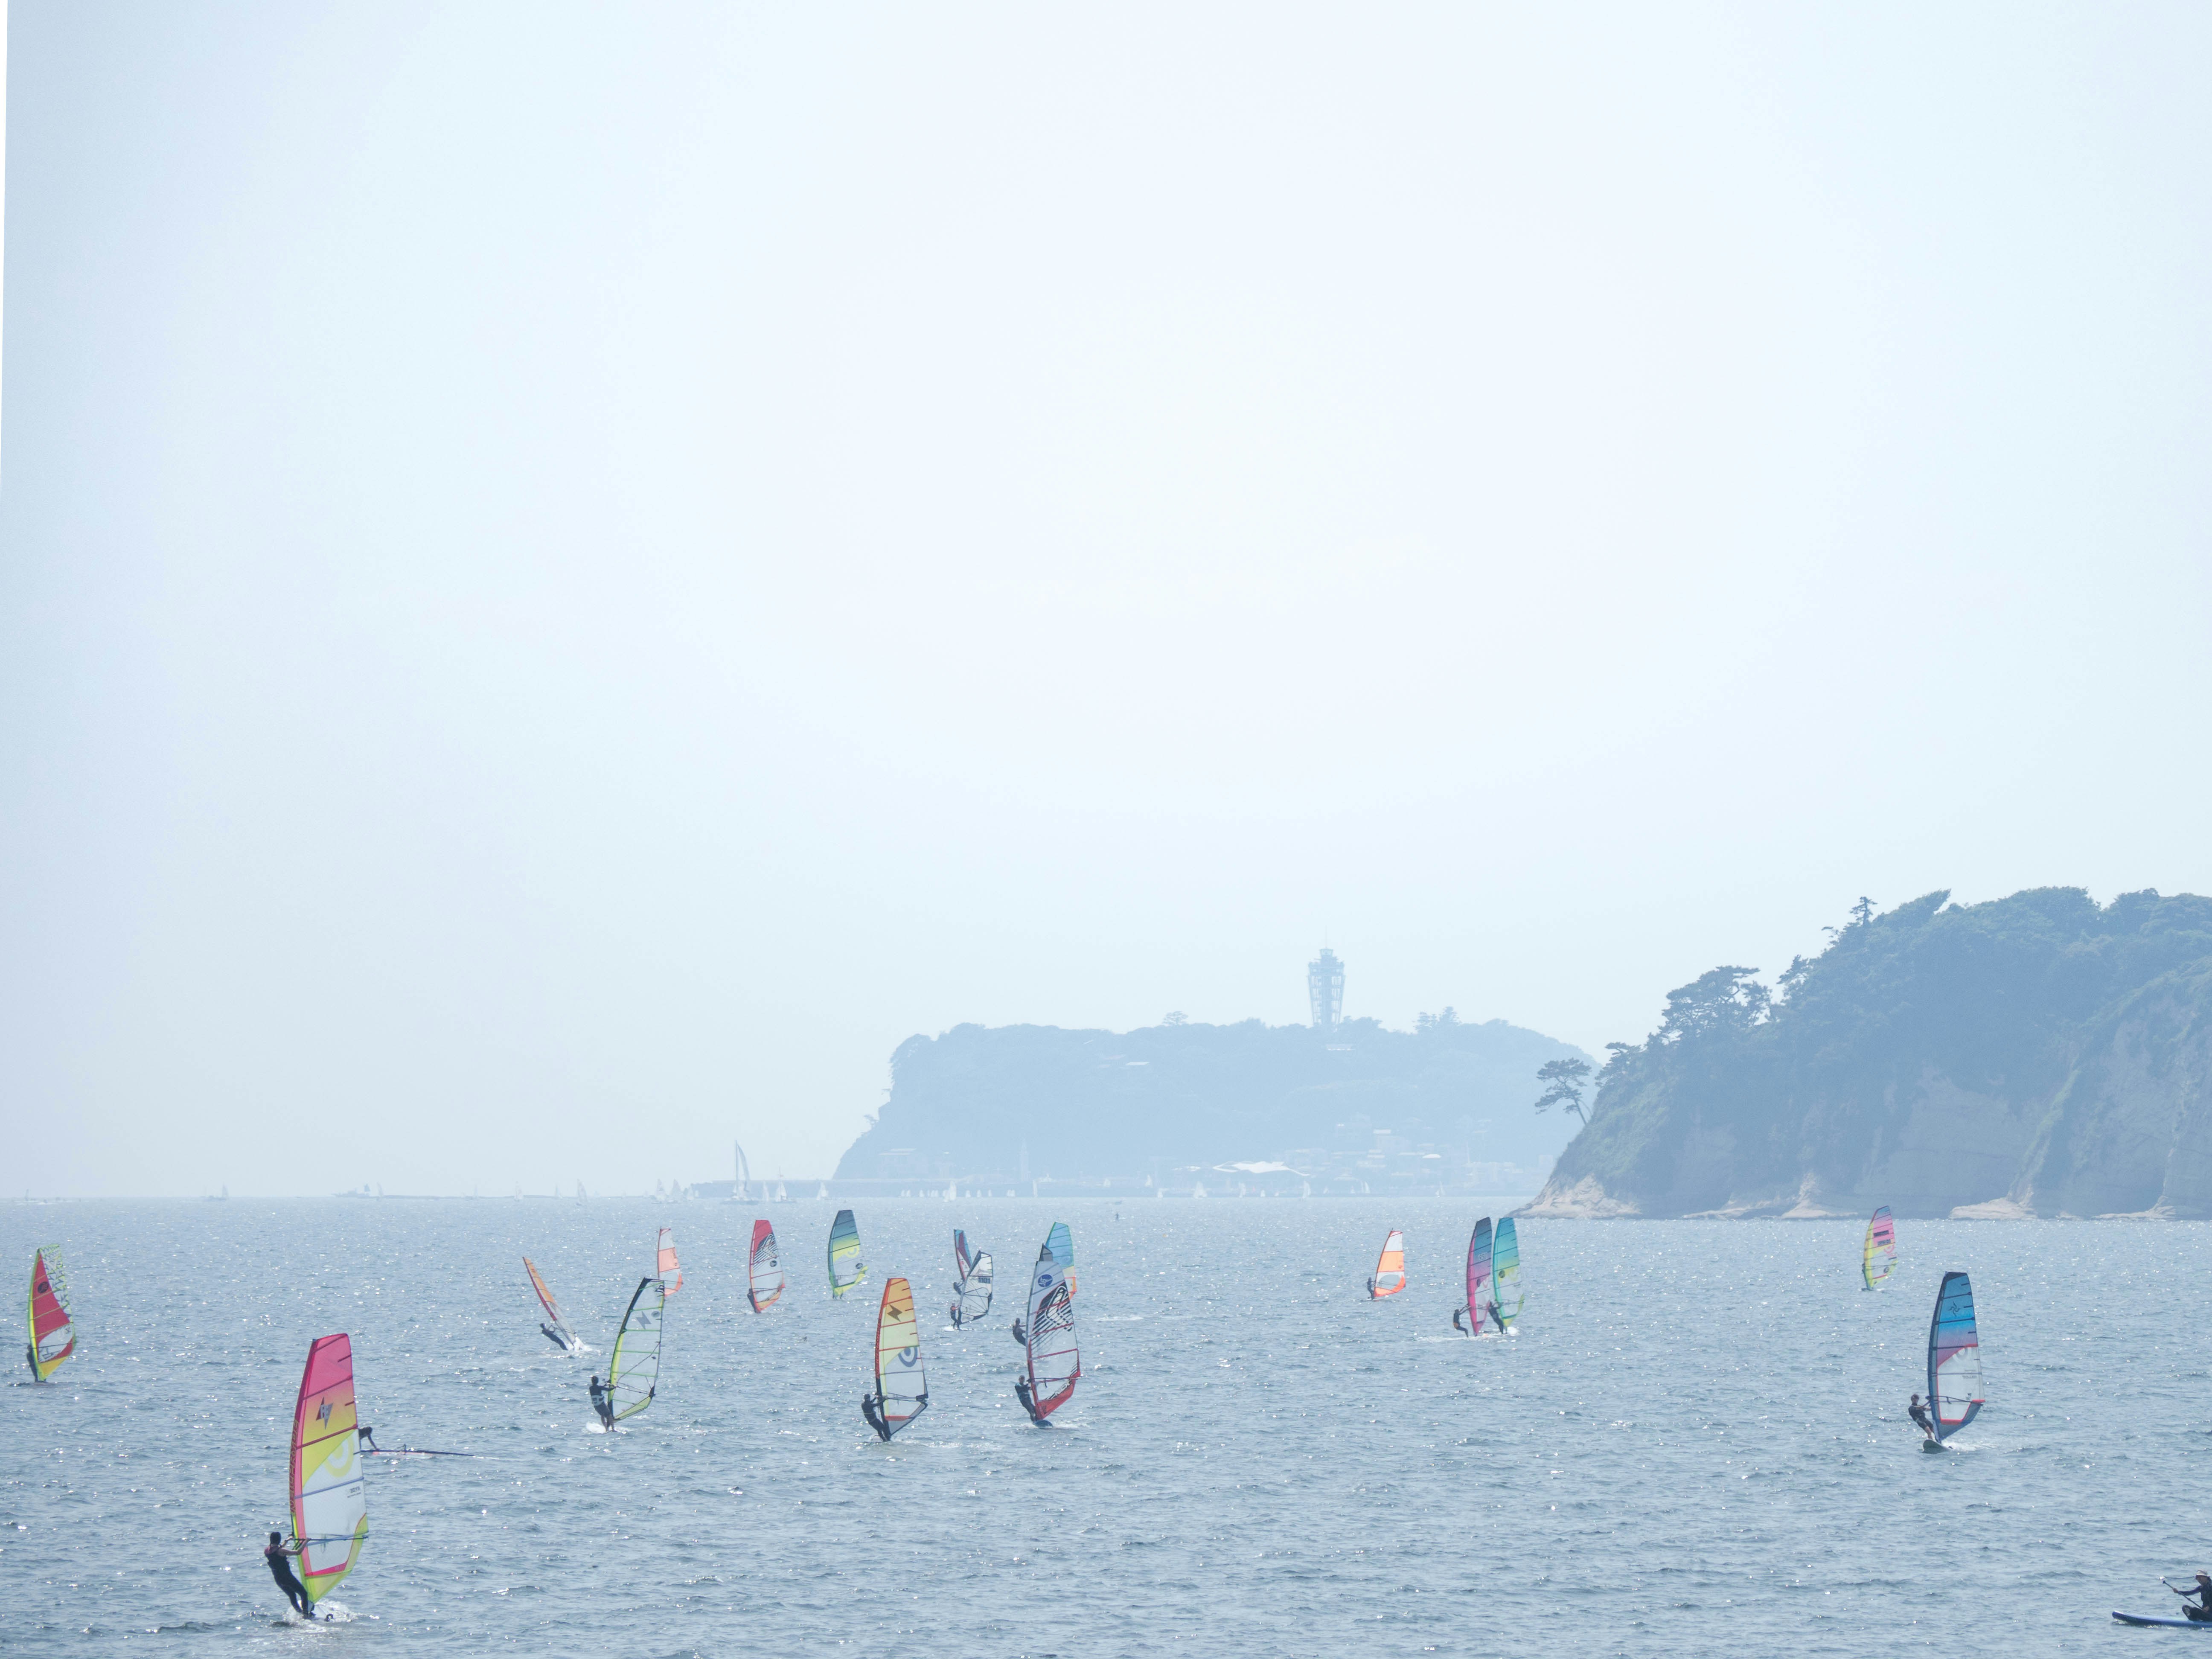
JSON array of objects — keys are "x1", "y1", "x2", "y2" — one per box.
[
  {"x1": 656, "y1": 1227, "x2": 682, "y2": 1295},
  {"x1": 1368, "y1": 1229, "x2": 1406, "y2": 1299},
  {"x1": 290, "y1": 1334, "x2": 368, "y2": 1607},
  {"x1": 748, "y1": 1220, "x2": 784, "y2": 1312},
  {"x1": 1045, "y1": 1220, "x2": 1077, "y2": 1296},
  {"x1": 871, "y1": 1277, "x2": 928, "y2": 1435},
  {"x1": 522, "y1": 1257, "x2": 579, "y2": 1352},
  {"x1": 1490, "y1": 1217, "x2": 1523, "y2": 1327},
  {"x1": 1862, "y1": 1207, "x2": 1897, "y2": 1289},
  {"x1": 26, "y1": 1248, "x2": 75, "y2": 1381},
  {"x1": 608, "y1": 1277, "x2": 666, "y2": 1421},
  {"x1": 1024, "y1": 1248, "x2": 1080, "y2": 1419},
  {"x1": 828, "y1": 1208, "x2": 865, "y2": 1297},
  {"x1": 952, "y1": 1230, "x2": 994, "y2": 1325},
  {"x1": 1927, "y1": 1269, "x2": 1984, "y2": 1441},
  {"x1": 1462, "y1": 1217, "x2": 1493, "y2": 1336}
]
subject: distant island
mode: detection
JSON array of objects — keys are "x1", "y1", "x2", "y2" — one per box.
[
  {"x1": 1524, "y1": 887, "x2": 2212, "y2": 1220},
  {"x1": 834, "y1": 1013, "x2": 1590, "y2": 1196}
]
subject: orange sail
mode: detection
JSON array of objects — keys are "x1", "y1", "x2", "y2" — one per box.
[
  {"x1": 1368, "y1": 1230, "x2": 1406, "y2": 1299},
  {"x1": 656, "y1": 1228, "x2": 682, "y2": 1295}
]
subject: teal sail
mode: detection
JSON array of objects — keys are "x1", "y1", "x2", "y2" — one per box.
[
  {"x1": 1490, "y1": 1217, "x2": 1523, "y2": 1328},
  {"x1": 1045, "y1": 1221, "x2": 1075, "y2": 1295}
]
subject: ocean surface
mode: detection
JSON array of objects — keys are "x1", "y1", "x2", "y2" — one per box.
[{"x1": 2, "y1": 1198, "x2": 2205, "y2": 1656}]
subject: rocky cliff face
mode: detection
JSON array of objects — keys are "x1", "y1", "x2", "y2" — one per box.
[{"x1": 1522, "y1": 888, "x2": 2212, "y2": 1220}]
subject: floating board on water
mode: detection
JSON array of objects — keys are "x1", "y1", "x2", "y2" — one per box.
[
  {"x1": 1920, "y1": 1440, "x2": 1948, "y2": 1452},
  {"x1": 2113, "y1": 1612, "x2": 2212, "y2": 1628}
]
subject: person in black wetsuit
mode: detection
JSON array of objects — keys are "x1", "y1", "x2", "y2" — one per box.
[
  {"x1": 588, "y1": 1375, "x2": 614, "y2": 1430},
  {"x1": 1014, "y1": 1375, "x2": 1051, "y2": 1427},
  {"x1": 1010, "y1": 1315, "x2": 1027, "y2": 1346},
  {"x1": 1451, "y1": 1304, "x2": 1472, "y2": 1335},
  {"x1": 2168, "y1": 1573, "x2": 2212, "y2": 1621},
  {"x1": 264, "y1": 1531, "x2": 312, "y2": 1618},
  {"x1": 1908, "y1": 1394, "x2": 1935, "y2": 1441},
  {"x1": 539, "y1": 1323, "x2": 569, "y2": 1352},
  {"x1": 861, "y1": 1391, "x2": 890, "y2": 1441},
  {"x1": 356, "y1": 1424, "x2": 380, "y2": 1453}
]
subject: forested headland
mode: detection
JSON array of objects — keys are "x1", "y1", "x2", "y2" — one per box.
[
  {"x1": 1525, "y1": 888, "x2": 2212, "y2": 1220},
  {"x1": 835, "y1": 1014, "x2": 1589, "y2": 1193}
]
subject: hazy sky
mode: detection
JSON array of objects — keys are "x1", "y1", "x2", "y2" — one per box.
[{"x1": 5, "y1": 5, "x2": 2209, "y2": 1196}]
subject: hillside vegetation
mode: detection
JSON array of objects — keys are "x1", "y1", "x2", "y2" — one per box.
[
  {"x1": 836, "y1": 1015, "x2": 1588, "y2": 1188},
  {"x1": 1526, "y1": 888, "x2": 2212, "y2": 1219}
]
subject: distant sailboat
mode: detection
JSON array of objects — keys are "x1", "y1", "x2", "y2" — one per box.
[
  {"x1": 827, "y1": 1209, "x2": 866, "y2": 1298},
  {"x1": 25, "y1": 1249, "x2": 76, "y2": 1381},
  {"x1": 775, "y1": 1181, "x2": 788, "y2": 1202},
  {"x1": 951, "y1": 1230, "x2": 993, "y2": 1327},
  {"x1": 1367, "y1": 1230, "x2": 1406, "y2": 1300},
  {"x1": 1455, "y1": 1218, "x2": 1493, "y2": 1336},
  {"x1": 607, "y1": 1278, "x2": 667, "y2": 1423},
  {"x1": 523, "y1": 1257, "x2": 584, "y2": 1354},
  {"x1": 1926, "y1": 1270, "x2": 1984, "y2": 1447},
  {"x1": 1863, "y1": 1207, "x2": 1897, "y2": 1289},
  {"x1": 656, "y1": 1228, "x2": 683, "y2": 1295},
  {"x1": 865, "y1": 1278, "x2": 928, "y2": 1438},
  {"x1": 747, "y1": 1221, "x2": 784, "y2": 1312},
  {"x1": 290, "y1": 1334, "x2": 368, "y2": 1612},
  {"x1": 1490, "y1": 1218, "x2": 1523, "y2": 1330}
]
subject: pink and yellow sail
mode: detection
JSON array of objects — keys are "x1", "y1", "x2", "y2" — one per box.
[{"x1": 26, "y1": 1248, "x2": 74, "y2": 1382}]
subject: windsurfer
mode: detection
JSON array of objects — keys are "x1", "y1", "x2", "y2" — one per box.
[
  {"x1": 588, "y1": 1375, "x2": 614, "y2": 1430},
  {"x1": 2168, "y1": 1574, "x2": 2212, "y2": 1621},
  {"x1": 1013, "y1": 1375, "x2": 1051, "y2": 1427},
  {"x1": 1451, "y1": 1305, "x2": 1471, "y2": 1335},
  {"x1": 264, "y1": 1531, "x2": 313, "y2": 1618},
  {"x1": 356, "y1": 1423, "x2": 380, "y2": 1452},
  {"x1": 1487, "y1": 1300, "x2": 1508, "y2": 1332},
  {"x1": 860, "y1": 1391, "x2": 891, "y2": 1442},
  {"x1": 539, "y1": 1323, "x2": 569, "y2": 1351},
  {"x1": 1010, "y1": 1316, "x2": 1027, "y2": 1346},
  {"x1": 1908, "y1": 1394, "x2": 1935, "y2": 1441}
]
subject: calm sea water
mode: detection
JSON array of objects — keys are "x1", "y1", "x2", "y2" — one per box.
[{"x1": 1, "y1": 1198, "x2": 2203, "y2": 1655}]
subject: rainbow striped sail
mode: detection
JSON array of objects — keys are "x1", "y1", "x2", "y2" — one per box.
[
  {"x1": 1862, "y1": 1207, "x2": 1896, "y2": 1289},
  {"x1": 828, "y1": 1209, "x2": 865, "y2": 1298},
  {"x1": 1927, "y1": 1270, "x2": 1984, "y2": 1441}
]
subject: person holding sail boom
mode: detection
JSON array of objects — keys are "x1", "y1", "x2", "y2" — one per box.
[
  {"x1": 1013, "y1": 1375, "x2": 1052, "y2": 1427},
  {"x1": 263, "y1": 1531, "x2": 313, "y2": 1619},
  {"x1": 1908, "y1": 1393, "x2": 1935, "y2": 1442},
  {"x1": 860, "y1": 1391, "x2": 890, "y2": 1441},
  {"x1": 588, "y1": 1374, "x2": 614, "y2": 1430}
]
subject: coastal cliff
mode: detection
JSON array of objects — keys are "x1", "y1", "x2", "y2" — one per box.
[{"x1": 1523, "y1": 887, "x2": 2212, "y2": 1220}]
